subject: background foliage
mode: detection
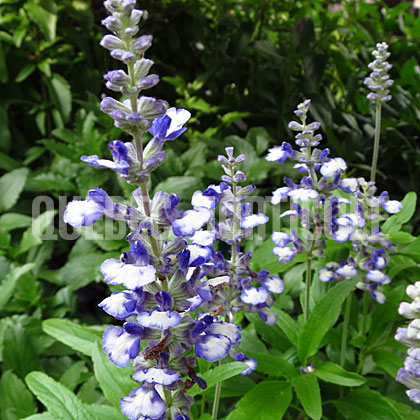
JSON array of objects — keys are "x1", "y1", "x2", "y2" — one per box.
[{"x1": 0, "y1": 0, "x2": 419, "y2": 419}]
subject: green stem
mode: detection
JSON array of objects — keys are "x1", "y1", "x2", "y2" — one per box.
[
  {"x1": 357, "y1": 291, "x2": 370, "y2": 372},
  {"x1": 370, "y1": 101, "x2": 382, "y2": 182},
  {"x1": 340, "y1": 294, "x2": 352, "y2": 368},
  {"x1": 304, "y1": 255, "x2": 312, "y2": 323},
  {"x1": 139, "y1": 181, "x2": 160, "y2": 258},
  {"x1": 211, "y1": 360, "x2": 223, "y2": 420}
]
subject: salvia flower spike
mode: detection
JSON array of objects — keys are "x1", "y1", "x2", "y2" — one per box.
[
  {"x1": 64, "y1": 2, "x2": 282, "y2": 419},
  {"x1": 266, "y1": 99, "x2": 402, "y2": 307}
]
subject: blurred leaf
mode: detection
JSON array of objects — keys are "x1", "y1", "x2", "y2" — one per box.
[
  {"x1": 25, "y1": 372, "x2": 96, "y2": 420},
  {"x1": 3, "y1": 315, "x2": 43, "y2": 378},
  {"x1": 0, "y1": 167, "x2": 29, "y2": 212},
  {"x1": 15, "y1": 63, "x2": 36, "y2": 83},
  {"x1": 47, "y1": 73, "x2": 72, "y2": 123},
  {"x1": 154, "y1": 176, "x2": 197, "y2": 197},
  {"x1": 24, "y1": 0, "x2": 57, "y2": 42},
  {"x1": 19, "y1": 209, "x2": 56, "y2": 254},
  {"x1": 0, "y1": 263, "x2": 35, "y2": 310},
  {"x1": 0, "y1": 213, "x2": 32, "y2": 231},
  {"x1": 0, "y1": 371, "x2": 37, "y2": 420},
  {"x1": 291, "y1": 373, "x2": 322, "y2": 420}
]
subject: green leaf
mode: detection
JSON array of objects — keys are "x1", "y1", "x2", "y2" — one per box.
[
  {"x1": 0, "y1": 371, "x2": 37, "y2": 420},
  {"x1": 2, "y1": 315, "x2": 43, "y2": 378},
  {"x1": 59, "y1": 361, "x2": 87, "y2": 392},
  {"x1": 0, "y1": 263, "x2": 35, "y2": 310},
  {"x1": 0, "y1": 167, "x2": 29, "y2": 212},
  {"x1": 220, "y1": 111, "x2": 251, "y2": 124},
  {"x1": 315, "y1": 362, "x2": 366, "y2": 387},
  {"x1": 298, "y1": 278, "x2": 358, "y2": 363},
  {"x1": 21, "y1": 413, "x2": 54, "y2": 420},
  {"x1": 85, "y1": 404, "x2": 126, "y2": 420},
  {"x1": 15, "y1": 63, "x2": 36, "y2": 83},
  {"x1": 334, "y1": 389, "x2": 404, "y2": 420},
  {"x1": 382, "y1": 192, "x2": 417, "y2": 234},
  {"x1": 225, "y1": 380, "x2": 292, "y2": 420},
  {"x1": 42, "y1": 319, "x2": 102, "y2": 356},
  {"x1": 372, "y1": 349, "x2": 404, "y2": 377},
  {"x1": 0, "y1": 213, "x2": 32, "y2": 231},
  {"x1": 189, "y1": 362, "x2": 248, "y2": 396},
  {"x1": 386, "y1": 399, "x2": 420, "y2": 420},
  {"x1": 291, "y1": 373, "x2": 322, "y2": 420},
  {"x1": 246, "y1": 352, "x2": 296, "y2": 378},
  {"x1": 19, "y1": 209, "x2": 57, "y2": 254},
  {"x1": 59, "y1": 251, "x2": 106, "y2": 291},
  {"x1": 91, "y1": 341, "x2": 136, "y2": 408},
  {"x1": 154, "y1": 176, "x2": 197, "y2": 197},
  {"x1": 24, "y1": 0, "x2": 57, "y2": 42},
  {"x1": 25, "y1": 372, "x2": 96, "y2": 420},
  {"x1": 47, "y1": 74, "x2": 72, "y2": 123},
  {"x1": 273, "y1": 308, "x2": 301, "y2": 345}
]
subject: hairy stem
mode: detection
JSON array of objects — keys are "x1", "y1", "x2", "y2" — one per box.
[
  {"x1": 211, "y1": 360, "x2": 224, "y2": 420},
  {"x1": 370, "y1": 101, "x2": 382, "y2": 182}
]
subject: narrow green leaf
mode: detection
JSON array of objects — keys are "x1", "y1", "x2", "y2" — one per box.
[
  {"x1": 15, "y1": 63, "x2": 36, "y2": 82},
  {"x1": 189, "y1": 362, "x2": 248, "y2": 396},
  {"x1": 291, "y1": 373, "x2": 322, "y2": 420},
  {"x1": 315, "y1": 362, "x2": 366, "y2": 387},
  {"x1": 25, "y1": 372, "x2": 96, "y2": 420},
  {"x1": 91, "y1": 341, "x2": 136, "y2": 408},
  {"x1": 0, "y1": 370, "x2": 37, "y2": 420},
  {"x1": 0, "y1": 167, "x2": 29, "y2": 212},
  {"x1": 225, "y1": 380, "x2": 292, "y2": 420},
  {"x1": 334, "y1": 389, "x2": 404, "y2": 420},
  {"x1": 42, "y1": 318, "x2": 102, "y2": 356},
  {"x1": 48, "y1": 74, "x2": 72, "y2": 123},
  {"x1": 298, "y1": 278, "x2": 358, "y2": 363}
]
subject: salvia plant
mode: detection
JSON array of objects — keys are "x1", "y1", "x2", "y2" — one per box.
[
  {"x1": 64, "y1": 1, "x2": 281, "y2": 419},
  {"x1": 56, "y1": 1, "x2": 419, "y2": 419}
]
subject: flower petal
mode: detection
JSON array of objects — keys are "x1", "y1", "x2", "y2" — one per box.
[
  {"x1": 137, "y1": 310, "x2": 181, "y2": 329},
  {"x1": 63, "y1": 200, "x2": 104, "y2": 227},
  {"x1": 195, "y1": 334, "x2": 231, "y2": 362},
  {"x1": 120, "y1": 384, "x2": 165, "y2": 420}
]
